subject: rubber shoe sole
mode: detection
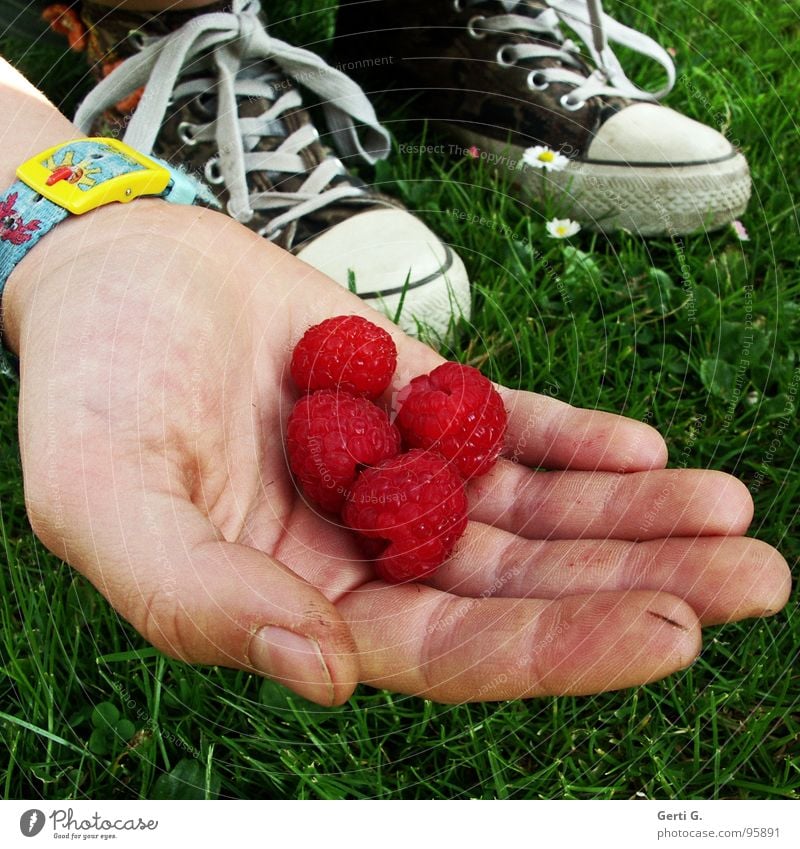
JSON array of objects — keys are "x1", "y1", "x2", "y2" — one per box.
[{"x1": 445, "y1": 124, "x2": 751, "y2": 236}]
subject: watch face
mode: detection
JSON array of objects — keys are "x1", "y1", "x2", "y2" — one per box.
[
  {"x1": 43, "y1": 152, "x2": 101, "y2": 191},
  {"x1": 42, "y1": 142, "x2": 146, "y2": 192}
]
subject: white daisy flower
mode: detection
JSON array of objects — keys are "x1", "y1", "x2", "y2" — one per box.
[
  {"x1": 546, "y1": 218, "x2": 581, "y2": 239},
  {"x1": 522, "y1": 145, "x2": 569, "y2": 171}
]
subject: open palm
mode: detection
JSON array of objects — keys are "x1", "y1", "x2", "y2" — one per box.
[{"x1": 9, "y1": 202, "x2": 790, "y2": 706}]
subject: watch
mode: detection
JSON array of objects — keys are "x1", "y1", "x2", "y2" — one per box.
[
  {"x1": 0, "y1": 137, "x2": 207, "y2": 376},
  {"x1": 0, "y1": 136, "x2": 205, "y2": 292}
]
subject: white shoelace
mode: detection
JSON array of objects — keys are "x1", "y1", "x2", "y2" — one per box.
[
  {"x1": 74, "y1": 0, "x2": 391, "y2": 235},
  {"x1": 474, "y1": 0, "x2": 676, "y2": 108}
]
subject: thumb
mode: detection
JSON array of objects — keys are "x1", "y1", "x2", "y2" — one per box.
[
  {"x1": 151, "y1": 529, "x2": 360, "y2": 707},
  {"x1": 37, "y1": 486, "x2": 359, "y2": 706}
]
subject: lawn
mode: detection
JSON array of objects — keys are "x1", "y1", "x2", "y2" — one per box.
[{"x1": 1, "y1": 0, "x2": 798, "y2": 799}]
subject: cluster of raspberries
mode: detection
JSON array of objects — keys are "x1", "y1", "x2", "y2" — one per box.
[{"x1": 286, "y1": 315, "x2": 507, "y2": 583}]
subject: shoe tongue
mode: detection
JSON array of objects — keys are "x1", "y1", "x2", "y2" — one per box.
[{"x1": 192, "y1": 82, "x2": 388, "y2": 251}]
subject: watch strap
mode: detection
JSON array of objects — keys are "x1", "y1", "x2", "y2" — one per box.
[{"x1": 0, "y1": 182, "x2": 71, "y2": 294}]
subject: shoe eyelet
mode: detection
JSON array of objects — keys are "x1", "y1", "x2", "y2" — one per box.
[
  {"x1": 496, "y1": 45, "x2": 517, "y2": 67},
  {"x1": 527, "y1": 70, "x2": 550, "y2": 91},
  {"x1": 193, "y1": 92, "x2": 216, "y2": 119},
  {"x1": 177, "y1": 121, "x2": 199, "y2": 146},
  {"x1": 204, "y1": 158, "x2": 225, "y2": 185},
  {"x1": 127, "y1": 28, "x2": 146, "y2": 51},
  {"x1": 560, "y1": 93, "x2": 586, "y2": 111},
  {"x1": 452, "y1": 0, "x2": 466, "y2": 11},
  {"x1": 466, "y1": 15, "x2": 486, "y2": 39}
]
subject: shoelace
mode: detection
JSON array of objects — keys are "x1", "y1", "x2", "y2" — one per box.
[
  {"x1": 465, "y1": 0, "x2": 676, "y2": 109},
  {"x1": 74, "y1": 0, "x2": 391, "y2": 236}
]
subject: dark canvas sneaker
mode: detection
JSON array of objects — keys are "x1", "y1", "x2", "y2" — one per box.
[
  {"x1": 61, "y1": 0, "x2": 470, "y2": 338},
  {"x1": 336, "y1": 0, "x2": 751, "y2": 236}
]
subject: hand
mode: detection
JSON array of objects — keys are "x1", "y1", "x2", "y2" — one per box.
[{"x1": 4, "y1": 201, "x2": 790, "y2": 706}]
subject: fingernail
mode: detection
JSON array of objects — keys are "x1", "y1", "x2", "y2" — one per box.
[{"x1": 249, "y1": 626, "x2": 334, "y2": 706}]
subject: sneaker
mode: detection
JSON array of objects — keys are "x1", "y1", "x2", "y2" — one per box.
[
  {"x1": 54, "y1": 0, "x2": 470, "y2": 338},
  {"x1": 335, "y1": 0, "x2": 751, "y2": 236}
]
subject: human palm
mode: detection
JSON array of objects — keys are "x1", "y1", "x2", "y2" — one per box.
[{"x1": 7, "y1": 203, "x2": 790, "y2": 706}]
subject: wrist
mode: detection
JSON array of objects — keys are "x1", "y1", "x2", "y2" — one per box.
[
  {"x1": 1, "y1": 132, "x2": 213, "y2": 358},
  {"x1": 1, "y1": 198, "x2": 167, "y2": 357}
]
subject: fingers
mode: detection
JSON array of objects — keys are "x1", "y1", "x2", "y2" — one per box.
[
  {"x1": 280, "y1": 273, "x2": 667, "y2": 474},
  {"x1": 427, "y1": 528, "x2": 791, "y2": 625},
  {"x1": 338, "y1": 584, "x2": 700, "y2": 702},
  {"x1": 498, "y1": 388, "x2": 668, "y2": 471},
  {"x1": 468, "y1": 462, "x2": 754, "y2": 540},
  {"x1": 277, "y1": 263, "x2": 668, "y2": 475}
]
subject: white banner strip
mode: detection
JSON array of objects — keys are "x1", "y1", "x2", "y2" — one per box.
[{"x1": 1, "y1": 799, "x2": 797, "y2": 848}]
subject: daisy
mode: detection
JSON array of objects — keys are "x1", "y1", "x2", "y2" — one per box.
[
  {"x1": 546, "y1": 218, "x2": 581, "y2": 239},
  {"x1": 731, "y1": 219, "x2": 750, "y2": 241},
  {"x1": 466, "y1": 145, "x2": 480, "y2": 159},
  {"x1": 522, "y1": 145, "x2": 569, "y2": 171}
]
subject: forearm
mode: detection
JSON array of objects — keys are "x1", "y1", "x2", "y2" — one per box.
[
  {"x1": 0, "y1": 57, "x2": 159, "y2": 355},
  {"x1": 0, "y1": 58, "x2": 77, "y2": 188}
]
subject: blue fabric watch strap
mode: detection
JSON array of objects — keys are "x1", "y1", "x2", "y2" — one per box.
[{"x1": 0, "y1": 182, "x2": 71, "y2": 287}]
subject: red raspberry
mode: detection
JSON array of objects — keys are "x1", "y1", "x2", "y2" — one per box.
[
  {"x1": 343, "y1": 449, "x2": 468, "y2": 583},
  {"x1": 286, "y1": 390, "x2": 401, "y2": 513},
  {"x1": 395, "y1": 362, "x2": 507, "y2": 478},
  {"x1": 290, "y1": 315, "x2": 397, "y2": 399}
]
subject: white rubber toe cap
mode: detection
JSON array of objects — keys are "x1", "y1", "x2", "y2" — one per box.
[
  {"x1": 445, "y1": 110, "x2": 750, "y2": 235},
  {"x1": 297, "y1": 208, "x2": 471, "y2": 338},
  {"x1": 587, "y1": 103, "x2": 734, "y2": 164}
]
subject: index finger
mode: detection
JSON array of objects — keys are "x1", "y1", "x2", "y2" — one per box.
[
  {"x1": 287, "y1": 289, "x2": 668, "y2": 473},
  {"x1": 389, "y1": 330, "x2": 667, "y2": 472},
  {"x1": 498, "y1": 387, "x2": 668, "y2": 472}
]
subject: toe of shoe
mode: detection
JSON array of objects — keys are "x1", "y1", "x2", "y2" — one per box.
[
  {"x1": 587, "y1": 103, "x2": 737, "y2": 165},
  {"x1": 565, "y1": 103, "x2": 752, "y2": 234},
  {"x1": 296, "y1": 208, "x2": 471, "y2": 338}
]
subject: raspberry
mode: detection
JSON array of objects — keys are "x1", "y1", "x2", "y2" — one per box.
[
  {"x1": 343, "y1": 449, "x2": 468, "y2": 583},
  {"x1": 395, "y1": 362, "x2": 507, "y2": 478},
  {"x1": 286, "y1": 390, "x2": 401, "y2": 512},
  {"x1": 290, "y1": 315, "x2": 397, "y2": 399}
]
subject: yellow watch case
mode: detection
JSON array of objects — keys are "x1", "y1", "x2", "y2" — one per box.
[{"x1": 15, "y1": 137, "x2": 170, "y2": 215}]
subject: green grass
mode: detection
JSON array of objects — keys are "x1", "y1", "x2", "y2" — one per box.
[{"x1": 1, "y1": 0, "x2": 798, "y2": 799}]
